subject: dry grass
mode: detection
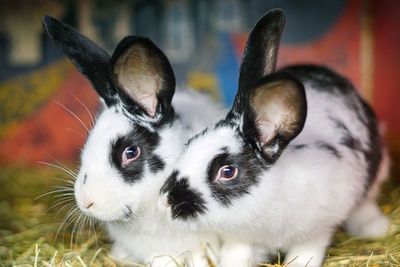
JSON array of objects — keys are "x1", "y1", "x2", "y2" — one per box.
[{"x1": 0, "y1": 165, "x2": 399, "y2": 267}]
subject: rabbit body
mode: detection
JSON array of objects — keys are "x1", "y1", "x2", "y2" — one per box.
[
  {"x1": 159, "y1": 10, "x2": 389, "y2": 267},
  {"x1": 215, "y1": 65, "x2": 389, "y2": 266}
]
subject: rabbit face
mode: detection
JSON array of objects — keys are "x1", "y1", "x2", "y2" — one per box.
[
  {"x1": 75, "y1": 107, "x2": 181, "y2": 222},
  {"x1": 160, "y1": 124, "x2": 262, "y2": 223}
]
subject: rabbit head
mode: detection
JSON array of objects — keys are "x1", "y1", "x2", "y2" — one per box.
[
  {"x1": 42, "y1": 16, "x2": 183, "y2": 223},
  {"x1": 159, "y1": 9, "x2": 307, "y2": 227}
]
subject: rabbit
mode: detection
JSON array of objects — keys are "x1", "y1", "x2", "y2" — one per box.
[
  {"x1": 158, "y1": 9, "x2": 390, "y2": 267},
  {"x1": 41, "y1": 15, "x2": 225, "y2": 266}
]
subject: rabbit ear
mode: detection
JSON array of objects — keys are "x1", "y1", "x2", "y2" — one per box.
[
  {"x1": 237, "y1": 9, "x2": 285, "y2": 99},
  {"x1": 110, "y1": 37, "x2": 175, "y2": 118},
  {"x1": 239, "y1": 73, "x2": 307, "y2": 163},
  {"x1": 41, "y1": 15, "x2": 117, "y2": 106}
]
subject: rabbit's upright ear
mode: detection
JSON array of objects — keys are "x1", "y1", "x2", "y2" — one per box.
[
  {"x1": 240, "y1": 73, "x2": 307, "y2": 163},
  {"x1": 41, "y1": 15, "x2": 116, "y2": 106},
  {"x1": 110, "y1": 37, "x2": 175, "y2": 118},
  {"x1": 236, "y1": 9, "x2": 285, "y2": 101}
]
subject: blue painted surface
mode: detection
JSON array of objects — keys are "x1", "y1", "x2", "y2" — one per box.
[
  {"x1": 0, "y1": 0, "x2": 346, "y2": 84},
  {"x1": 215, "y1": 33, "x2": 239, "y2": 107}
]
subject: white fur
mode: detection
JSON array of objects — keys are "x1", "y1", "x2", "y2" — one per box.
[
  {"x1": 161, "y1": 81, "x2": 390, "y2": 267},
  {"x1": 75, "y1": 89, "x2": 225, "y2": 266}
]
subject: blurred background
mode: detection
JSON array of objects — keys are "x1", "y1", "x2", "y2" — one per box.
[
  {"x1": 1, "y1": 0, "x2": 400, "y2": 265},
  {"x1": 0, "y1": 0, "x2": 399, "y2": 166}
]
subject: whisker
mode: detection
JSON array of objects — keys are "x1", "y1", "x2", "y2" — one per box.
[
  {"x1": 44, "y1": 197, "x2": 75, "y2": 214},
  {"x1": 55, "y1": 206, "x2": 79, "y2": 241},
  {"x1": 78, "y1": 215, "x2": 89, "y2": 245},
  {"x1": 54, "y1": 100, "x2": 90, "y2": 133},
  {"x1": 37, "y1": 161, "x2": 77, "y2": 180},
  {"x1": 65, "y1": 127, "x2": 86, "y2": 139},
  {"x1": 48, "y1": 185, "x2": 74, "y2": 191},
  {"x1": 89, "y1": 217, "x2": 99, "y2": 247},
  {"x1": 55, "y1": 201, "x2": 77, "y2": 216},
  {"x1": 70, "y1": 213, "x2": 82, "y2": 248},
  {"x1": 53, "y1": 192, "x2": 75, "y2": 198},
  {"x1": 52, "y1": 159, "x2": 78, "y2": 176},
  {"x1": 54, "y1": 178, "x2": 75, "y2": 185},
  {"x1": 73, "y1": 95, "x2": 95, "y2": 128},
  {"x1": 35, "y1": 189, "x2": 73, "y2": 200},
  {"x1": 62, "y1": 212, "x2": 80, "y2": 246}
]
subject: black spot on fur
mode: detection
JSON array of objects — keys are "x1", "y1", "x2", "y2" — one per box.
[
  {"x1": 281, "y1": 64, "x2": 354, "y2": 95},
  {"x1": 185, "y1": 127, "x2": 210, "y2": 146},
  {"x1": 110, "y1": 125, "x2": 161, "y2": 183},
  {"x1": 330, "y1": 114, "x2": 382, "y2": 192},
  {"x1": 330, "y1": 117, "x2": 365, "y2": 158},
  {"x1": 83, "y1": 173, "x2": 87, "y2": 184},
  {"x1": 206, "y1": 144, "x2": 264, "y2": 206},
  {"x1": 358, "y1": 100, "x2": 382, "y2": 189},
  {"x1": 291, "y1": 144, "x2": 308, "y2": 150},
  {"x1": 284, "y1": 65, "x2": 383, "y2": 191},
  {"x1": 124, "y1": 205, "x2": 133, "y2": 218},
  {"x1": 148, "y1": 155, "x2": 165, "y2": 174},
  {"x1": 316, "y1": 142, "x2": 342, "y2": 159},
  {"x1": 341, "y1": 134, "x2": 363, "y2": 153},
  {"x1": 161, "y1": 171, "x2": 207, "y2": 220}
]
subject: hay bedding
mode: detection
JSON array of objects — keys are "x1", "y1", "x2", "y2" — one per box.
[{"x1": 1, "y1": 166, "x2": 399, "y2": 267}]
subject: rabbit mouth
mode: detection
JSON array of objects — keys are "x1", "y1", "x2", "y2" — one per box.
[{"x1": 77, "y1": 204, "x2": 137, "y2": 223}]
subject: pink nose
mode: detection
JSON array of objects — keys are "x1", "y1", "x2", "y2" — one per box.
[{"x1": 86, "y1": 202, "x2": 94, "y2": 209}]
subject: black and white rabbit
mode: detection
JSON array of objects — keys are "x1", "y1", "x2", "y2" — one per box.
[
  {"x1": 42, "y1": 16, "x2": 225, "y2": 266},
  {"x1": 159, "y1": 9, "x2": 390, "y2": 267}
]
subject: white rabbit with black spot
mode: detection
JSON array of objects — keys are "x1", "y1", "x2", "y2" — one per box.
[
  {"x1": 42, "y1": 15, "x2": 225, "y2": 267},
  {"x1": 159, "y1": 9, "x2": 390, "y2": 267}
]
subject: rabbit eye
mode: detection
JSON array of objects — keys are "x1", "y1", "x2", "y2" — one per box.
[
  {"x1": 122, "y1": 146, "x2": 141, "y2": 166},
  {"x1": 216, "y1": 165, "x2": 238, "y2": 182}
]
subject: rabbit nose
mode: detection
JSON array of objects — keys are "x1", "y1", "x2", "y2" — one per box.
[
  {"x1": 86, "y1": 202, "x2": 94, "y2": 209},
  {"x1": 162, "y1": 195, "x2": 172, "y2": 208},
  {"x1": 158, "y1": 194, "x2": 171, "y2": 211}
]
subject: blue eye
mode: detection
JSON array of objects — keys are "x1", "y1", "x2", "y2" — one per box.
[
  {"x1": 122, "y1": 146, "x2": 141, "y2": 166},
  {"x1": 222, "y1": 166, "x2": 235, "y2": 178},
  {"x1": 125, "y1": 147, "x2": 139, "y2": 159},
  {"x1": 216, "y1": 165, "x2": 238, "y2": 182}
]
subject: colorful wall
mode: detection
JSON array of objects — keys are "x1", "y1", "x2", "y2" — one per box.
[{"x1": 0, "y1": 0, "x2": 399, "y2": 165}]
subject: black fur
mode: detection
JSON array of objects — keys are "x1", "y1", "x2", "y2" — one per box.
[
  {"x1": 291, "y1": 144, "x2": 308, "y2": 150},
  {"x1": 359, "y1": 99, "x2": 382, "y2": 188},
  {"x1": 160, "y1": 171, "x2": 207, "y2": 220},
  {"x1": 148, "y1": 155, "x2": 165, "y2": 174},
  {"x1": 206, "y1": 144, "x2": 264, "y2": 206},
  {"x1": 41, "y1": 15, "x2": 117, "y2": 106},
  {"x1": 235, "y1": 9, "x2": 285, "y2": 109},
  {"x1": 110, "y1": 125, "x2": 162, "y2": 183},
  {"x1": 124, "y1": 205, "x2": 133, "y2": 218},
  {"x1": 316, "y1": 142, "x2": 342, "y2": 159},
  {"x1": 285, "y1": 65, "x2": 382, "y2": 191},
  {"x1": 281, "y1": 64, "x2": 354, "y2": 95}
]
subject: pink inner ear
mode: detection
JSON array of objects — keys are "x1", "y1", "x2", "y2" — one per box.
[
  {"x1": 257, "y1": 121, "x2": 276, "y2": 147},
  {"x1": 137, "y1": 92, "x2": 157, "y2": 117}
]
